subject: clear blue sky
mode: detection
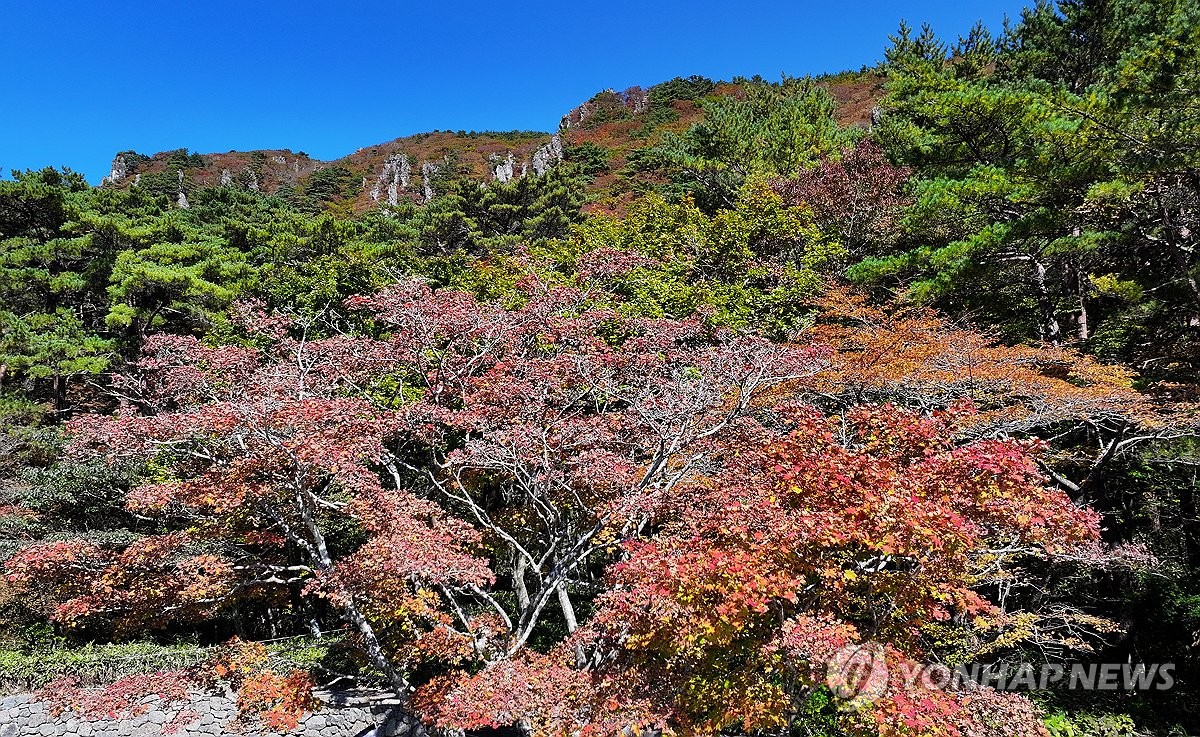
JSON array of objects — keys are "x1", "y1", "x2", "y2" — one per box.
[{"x1": 0, "y1": 0, "x2": 1026, "y2": 183}]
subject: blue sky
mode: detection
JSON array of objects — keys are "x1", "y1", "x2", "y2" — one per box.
[{"x1": 1, "y1": 0, "x2": 1025, "y2": 183}]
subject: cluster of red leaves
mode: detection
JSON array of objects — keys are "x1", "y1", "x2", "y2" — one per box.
[
  {"x1": 414, "y1": 647, "x2": 664, "y2": 737},
  {"x1": 773, "y1": 138, "x2": 911, "y2": 257},
  {"x1": 32, "y1": 640, "x2": 315, "y2": 731},
  {"x1": 343, "y1": 278, "x2": 829, "y2": 651},
  {"x1": 0, "y1": 504, "x2": 37, "y2": 521},
  {"x1": 5, "y1": 278, "x2": 1166, "y2": 737},
  {"x1": 237, "y1": 670, "x2": 317, "y2": 732},
  {"x1": 162, "y1": 708, "x2": 203, "y2": 735},
  {"x1": 574, "y1": 402, "x2": 1098, "y2": 736},
  {"x1": 802, "y1": 287, "x2": 1169, "y2": 437},
  {"x1": 35, "y1": 671, "x2": 192, "y2": 720},
  {"x1": 4, "y1": 540, "x2": 106, "y2": 622},
  {"x1": 574, "y1": 246, "x2": 661, "y2": 281},
  {"x1": 308, "y1": 482, "x2": 493, "y2": 610},
  {"x1": 847, "y1": 646, "x2": 1049, "y2": 737},
  {"x1": 208, "y1": 638, "x2": 317, "y2": 732},
  {"x1": 26, "y1": 320, "x2": 492, "y2": 649},
  {"x1": 4, "y1": 539, "x2": 102, "y2": 583},
  {"x1": 4, "y1": 533, "x2": 236, "y2": 631}
]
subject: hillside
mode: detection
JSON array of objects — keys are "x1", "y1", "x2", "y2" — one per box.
[
  {"x1": 98, "y1": 73, "x2": 885, "y2": 213},
  {"x1": 4, "y1": 5, "x2": 1200, "y2": 735}
]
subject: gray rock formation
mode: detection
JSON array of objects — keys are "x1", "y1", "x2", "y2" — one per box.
[
  {"x1": 560, "y1": 86, "x2": 647, "y2": 129},
  {"x1": 220, "y1": 169, "x2": 233, "y2": 187},
  {"x1": 492, "y1": 153, "x2": 516, "y2": 183},
  {"x1": 370, "y1": 154, "x2": 411, "y2": 206},
  {"x1": 560, "y1": 96, "x2": 600, "y2": 129},
  {"x1": 176, "y1": 171, "x2": 189, "y2": 209},
  {"x1": 0, "y1": 690, "x2": 421, "y2": 737},
  {"x1": 100, "y1": 155, "x2": 129, "y2": 186},
  {"x1": 531, "y1": 135, "x2": 563, "y2": 176},
  {"x1": 626, "y1": 86, "x2": 650, "y2": 114},
  {"x1": 421, "y1": 162, "x2": 437, "y2": 202}
]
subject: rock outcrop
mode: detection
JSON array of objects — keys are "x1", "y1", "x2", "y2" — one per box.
[
  {"x1": 100, "y1": 155, "x2": 129, "y2": 186},
  {"x1": 531, "y1": 134, "x2": 563, "y2": 176},
  {"x1": 486, "y1": 136, "x2": 561, "y2": 185},
  {"x1": 560, "y1": 86, "x2": 650, "y2": 129},
  {"x1": 491, "y1": 152, "x2": 516, "y2": 183},
  {"x1": 421, "y1": 161, "x2": 437, "y2": 202},
  {"x1": 176, "y1": 171, "x2": 190, "y2": 209},
  {"x1": 370, "y1": 154, "x2": 411, "y2": 206}
]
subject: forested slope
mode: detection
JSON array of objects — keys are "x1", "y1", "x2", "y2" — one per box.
[{"x1": 2, "y1": 2, "x2": 1200, "y2": 735}]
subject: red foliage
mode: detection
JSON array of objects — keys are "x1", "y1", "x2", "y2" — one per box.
[
  {"x1": 162, "y1": 709, "x2": 202, "y2": 735},
  {"x1": 6, "y1": 279, "x2": 1152, "y2": 737},
  {"x1": 36, "y1": 671, "x2": 192, "y2": 720},
  {"x1": 576, "y1": 403, "x2": 1096, "y2": 735},
  {"x1": 208, "y1": 638, "x2": 318, "y2": 731},
  {"x1": 236, "y1": 670, "x2": 317, "y2": 732},
  {"x1": 415, "y1": 647, "x2": 663, "y2": 737},
  {"x1": 575, "y1": 247, "x2": 661, "y2": 281},
  {"x1": 774, "y1": 139, "x2": 911, "y2": 257},
  {"x1": 32, "y1": 640, "x2": 316, "y2": 730},
  {"x1": 0, "y1": 504, "x2": 36, "y2": 521}
]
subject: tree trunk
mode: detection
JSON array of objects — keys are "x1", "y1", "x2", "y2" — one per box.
[
  {"x1": 558, "y1": 585, "x2": 587, "y2": 668},
  {"x1": 513, "y1": 551, "x2": 531, "y2": 615},
  {"x1": 53, "y1": 375, "x2": 64, "y2": 414},
  {"x1": 1033, "y1": 257, "x2": 1062, "y2": 344},
  {"x1": 343, "y1": 598, "x2": 410, "y2": 694},
  {"x1": 557, "y1": 585, "x2": 578, "y2": 633},
  {"x1": 1077, "y1": 266, "x2": 1090, "y2": 341}
]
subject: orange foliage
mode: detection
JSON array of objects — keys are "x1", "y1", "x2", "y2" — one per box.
[
  {"x1": 208, "y1": 638, "x2": 318, "y2": 731},
  {"x1": 798, "y1": 287, "x2": 1184, "y2": 438}
]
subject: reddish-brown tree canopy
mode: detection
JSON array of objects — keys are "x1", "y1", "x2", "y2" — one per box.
[{"x1": 5, "y1": 280, "x2": 1164, "y2": 736}]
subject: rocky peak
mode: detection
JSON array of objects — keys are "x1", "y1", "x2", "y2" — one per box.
[
  {"x1": 101, "y1": 154, "x2": 130, "y2": 186},
  {"x1": 486, "y1": 135, "x2": 562, "y2": 184},
  {"x1": 176, "y1": 170, "x2": 189, "y2": 209},
  {"x1": 560, "y1": 86, "x2": 650, "y2": 130}
]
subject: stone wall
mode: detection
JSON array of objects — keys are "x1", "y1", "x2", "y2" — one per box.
[{"x1": 0, "y1": 691, "x2": 419, "y2": 737}]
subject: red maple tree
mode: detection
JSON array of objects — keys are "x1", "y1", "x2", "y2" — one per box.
[{"x1": 5, "y1": 280, "x2": 1155, "y2": 736}]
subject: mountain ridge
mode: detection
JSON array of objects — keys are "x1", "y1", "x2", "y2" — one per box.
[{"x1": 98, "y1": 73, "x2": 885, "y2": 212}]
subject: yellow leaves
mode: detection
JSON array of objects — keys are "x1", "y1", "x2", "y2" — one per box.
[{"x1": 1089, "y1": 273, "x2": 1144, "y2": 303}]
